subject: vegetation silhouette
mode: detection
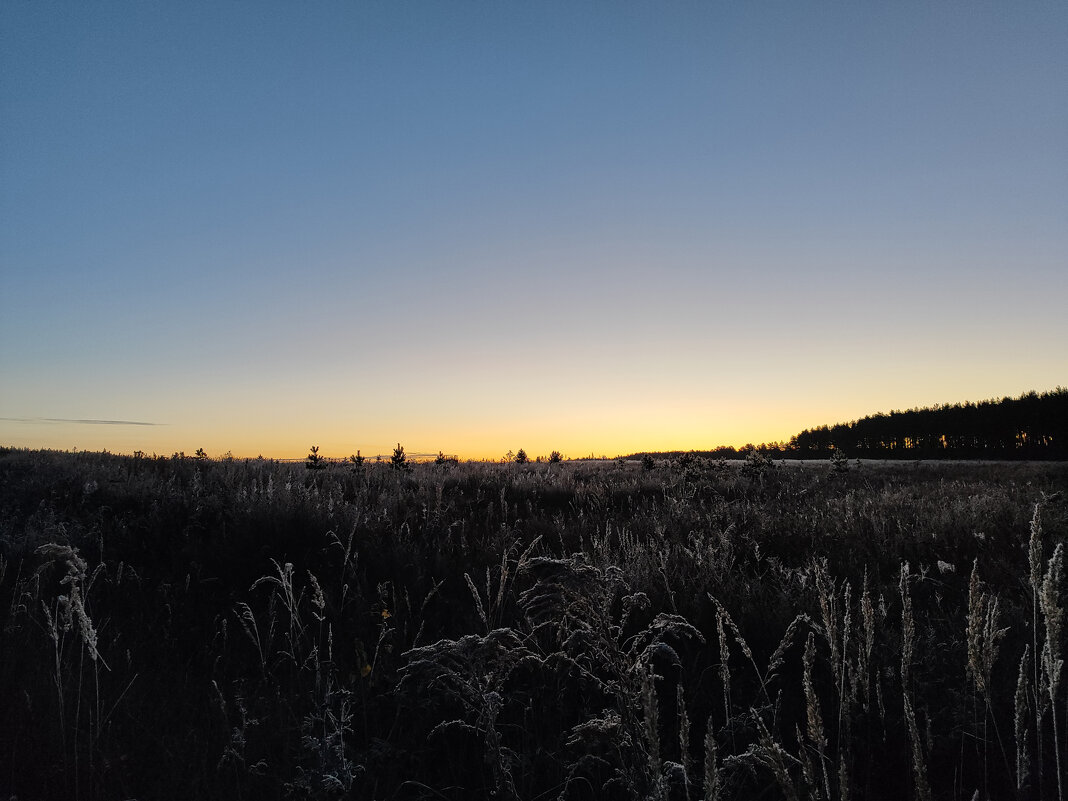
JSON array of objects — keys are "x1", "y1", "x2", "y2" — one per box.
[
  {"x1": 1, "y1": 447, "x2": 1065, "y2": 799},
  {"x1": 305, "y1": 444, "x2": 325, "y2": 470},
  {"x1": 390, "y1": 442, "x2": 412, "y2": 473},
  {"x1": 790, "y1": 387, "x2": 1067, "y2": 459},
  {"x1": 626, "y1": 388, "x2": 1067, "y2": 462}
]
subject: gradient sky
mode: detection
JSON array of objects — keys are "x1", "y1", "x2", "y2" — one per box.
[{"x1": 2, "y1": 2, "x2": 1066, "y2": 460}]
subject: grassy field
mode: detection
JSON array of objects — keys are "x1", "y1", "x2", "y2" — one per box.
[{"x1": 0, "y1": 448, "x2": 1065, "y2": 800}]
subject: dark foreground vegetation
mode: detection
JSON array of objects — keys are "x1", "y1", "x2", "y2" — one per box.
[{"x1": 1, "y1": 447, "x2": 1066, "y2": 800}]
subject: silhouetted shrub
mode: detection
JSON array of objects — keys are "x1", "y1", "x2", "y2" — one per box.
[
  {"x1": 306, "y1": 444, "x2": 326, "y2": 470},
  {"x1": 390, "y1": 442, "x2": 411, "y2": 472}
]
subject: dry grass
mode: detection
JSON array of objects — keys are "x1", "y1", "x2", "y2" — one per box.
[{"x1": 0, "y1": 448, "x2": 1065, "y2": 799}]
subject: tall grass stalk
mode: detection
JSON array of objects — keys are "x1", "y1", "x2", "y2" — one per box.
[
  {"x1": 1040, "y1": 543, "x2": 1064, "y2": 801},
  {"x1": 1017, "y1": 645, "x2": 1032, "y2": 792},
  {"x1": 1030, "y1": 502, "x2": 1046, "y2": 798},
  {"x1": 900, "y1": 562, "x2": 932, "y2": 801},
  {"x1": 967, "y1": 559, "x2": 1010, "y2": 794},
  {"x1": 703, "y1": 713, "x2": 720, "y2": 801},
  {"x1": 803, "y1": 631, "x2": 832, "y2": 801}
]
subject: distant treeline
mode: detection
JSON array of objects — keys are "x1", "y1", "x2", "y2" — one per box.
[
  {"x1": 629, "y1": 387, "x2": 1068, "y2": 461},
  {"x1": 791, "y1": 387, "x2": 1067, "y2": 458}
]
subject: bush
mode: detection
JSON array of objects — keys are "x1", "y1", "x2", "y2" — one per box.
[{"x1": 830, "y1": 447, "x2": 850, "y2": 474}]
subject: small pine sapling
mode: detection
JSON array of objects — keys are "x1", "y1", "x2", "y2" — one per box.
[{"x1": 306, "y1": 445, "x2": 326, "y2": 470}]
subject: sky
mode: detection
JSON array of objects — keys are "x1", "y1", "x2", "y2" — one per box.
[{"x1": 2, "y1": 2, "x2": 1066, "y2": 460}]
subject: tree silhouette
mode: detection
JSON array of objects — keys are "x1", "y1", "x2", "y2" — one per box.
[
  {"x1": 390, "y1": 443, "x2": 410, "y2": 472},
  {"x1": 789, "y1": 388, "x2": 1067, "y2": 459},
  {"x1": 306, "y1": 445, "x2": 325, "y2": 470}
]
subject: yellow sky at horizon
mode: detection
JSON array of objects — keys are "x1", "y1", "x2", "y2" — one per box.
[
  {"x1": 3, "y1": 379, "x2": 1061, "y2": 460},
  {"x1": 0, "y1": 421, "x2": 789, "y2": 461}
]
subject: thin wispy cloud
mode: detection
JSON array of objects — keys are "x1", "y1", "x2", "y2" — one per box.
[{"x1": 0, "y1": 417, "x2": 164, "y2": 427}]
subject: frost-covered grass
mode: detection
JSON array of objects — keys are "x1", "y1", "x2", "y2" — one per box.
[{"x1": 0, "y1": 447, "x2": 1065, "y2": 800}]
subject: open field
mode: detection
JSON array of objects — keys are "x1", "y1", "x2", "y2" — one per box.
[{"x1": 1, "y1": 448, "x2": 1066, "y2": 800}]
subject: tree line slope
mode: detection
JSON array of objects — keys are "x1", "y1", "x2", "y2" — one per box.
[{"x1": 791, "y1": 387, "x2": 1067, "y2": 458}]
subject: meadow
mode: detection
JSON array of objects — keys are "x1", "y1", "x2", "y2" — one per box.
[{"x1": 0, "y1": 447, "x2": 1065, "y2": 800}]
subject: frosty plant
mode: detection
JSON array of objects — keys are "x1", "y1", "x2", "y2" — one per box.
[
  {"x1": 829, "y1": 448, "x2": 850, "y2": 474},
  {"x1": 35, "y1": 543, "x2": 110, "y2": 779}
]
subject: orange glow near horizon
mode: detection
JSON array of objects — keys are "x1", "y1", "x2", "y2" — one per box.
[
  {"x1": 4, "y1": 383, "x2": 1060, "y2": 461},
  {"x1": 0, "y1": 412, "x2": 799, "y2": 461}
]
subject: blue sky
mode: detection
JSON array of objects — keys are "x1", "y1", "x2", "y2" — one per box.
[{"x1": 2, "y1": 2, "x2": 1065, "y2": 458}]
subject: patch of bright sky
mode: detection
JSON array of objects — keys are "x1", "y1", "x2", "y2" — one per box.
[{"x1": 1, "y1": 1, "x2": 1065, "y2": 459}]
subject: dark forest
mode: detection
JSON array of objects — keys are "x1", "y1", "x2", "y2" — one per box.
[{"x1": 629, "y1": 388, "x2": 1067, "y2": 462}]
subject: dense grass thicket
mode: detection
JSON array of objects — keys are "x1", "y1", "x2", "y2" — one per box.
[{"x1": 1, "y1": 448, "x2": 1066, "y2": 800}]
